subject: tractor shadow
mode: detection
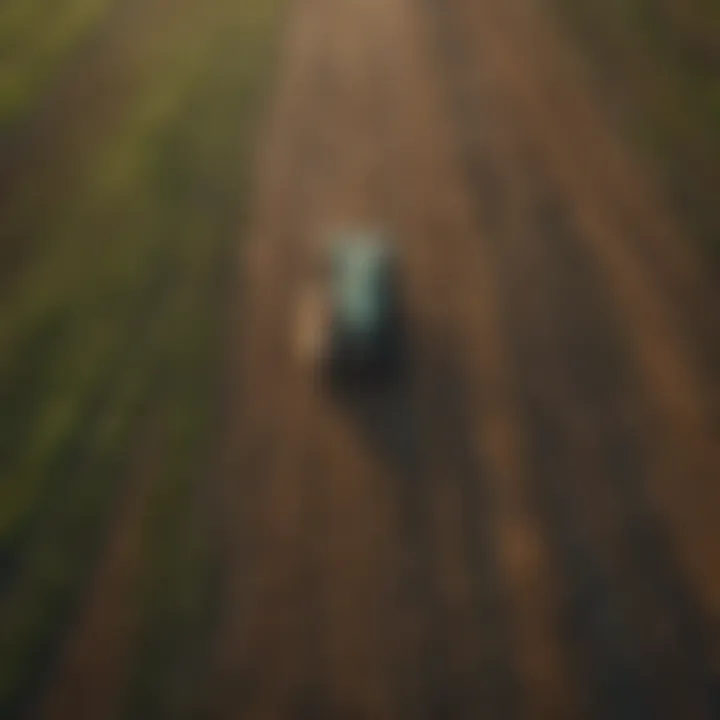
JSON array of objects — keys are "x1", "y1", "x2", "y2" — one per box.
[{"x1": 327, "y1": 326, "x2": 519, "y2": 719}]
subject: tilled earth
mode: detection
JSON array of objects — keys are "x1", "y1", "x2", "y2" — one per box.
[
  {"x1": 208, "y1": 0, "x2": 720, "y2": 717},
  {"x1": 37, "y1": 0, "x2": 720, "y2": 717}
]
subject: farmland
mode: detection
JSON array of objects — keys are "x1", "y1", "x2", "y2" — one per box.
[
  {"x1": 552, "y1": 0, "x2": 720, "y2": 260},
  {"x1": 1, "y1": 0, "x2": 719, "y2": 718}
]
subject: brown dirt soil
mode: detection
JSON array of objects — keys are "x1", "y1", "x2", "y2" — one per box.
[{"x1": 204, "y1": 0, "x2": 720, "y2": 717}]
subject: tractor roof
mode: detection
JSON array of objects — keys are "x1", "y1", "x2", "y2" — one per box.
[{"x1": 329, "y1": 231, "x2": 395, "y2": 331}]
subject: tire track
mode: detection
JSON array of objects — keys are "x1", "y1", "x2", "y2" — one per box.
[
  {"x1": 363, "y1": 2, "x2": 521, "y2": 715},
  {"x1": 207, "y1": 1, "x2": 346, "y2": 715},
  {"x1": 398, "y1": 2, "x2": 581, "y2": 716}
]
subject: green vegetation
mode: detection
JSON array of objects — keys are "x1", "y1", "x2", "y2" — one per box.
[
  {"x1": 0, "y1": 0, "x2": 111, "y2": 126},
  {"x1": 0, "y1": 0, "x2": 284, "y2": 716},
  {"x1": 123, "y1": 4, "x2": 285, "y2": 716},
  {"x1": 553, "y1": 0, "x2": 720, "y2": 259}
]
